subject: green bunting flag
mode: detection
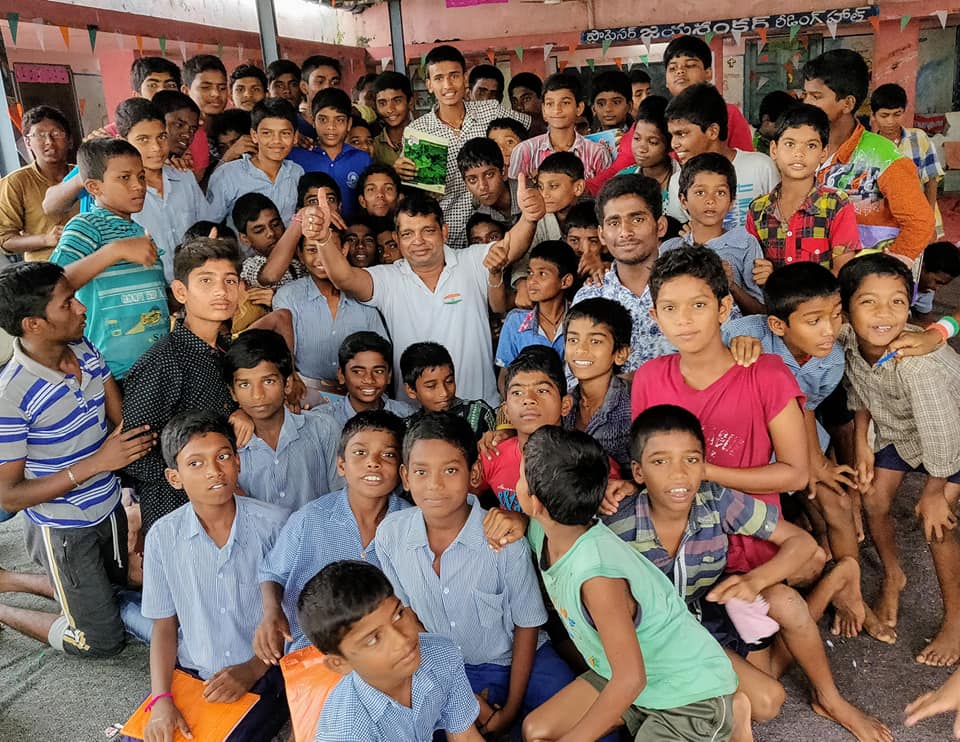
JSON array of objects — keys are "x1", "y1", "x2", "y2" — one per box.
[
  {"x1": 601, "y1": 38, "x2": 612, "y2": 56},
  {"x1": 87, "y1": 25, "x2": 97, "y2": 53},
  {"x1": 7, "y1": 13, "x2": 18, "y2": 45}
]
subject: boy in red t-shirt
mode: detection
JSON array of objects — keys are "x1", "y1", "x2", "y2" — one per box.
[{"x1": 631, "y1": 246, "x2": 814, "y2": 576}]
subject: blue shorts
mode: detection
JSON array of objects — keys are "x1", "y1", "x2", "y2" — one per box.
[
  {"x1": 465, "y1": 641, "x2": 574, "y2": 713},
  {"x1": 874, "y1": 444, "x2": 960, "y2": 484}
]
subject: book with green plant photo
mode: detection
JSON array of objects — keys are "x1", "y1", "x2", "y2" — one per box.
[{"x1": 402, "y1": 128, "x2": 449, "y2": 195}]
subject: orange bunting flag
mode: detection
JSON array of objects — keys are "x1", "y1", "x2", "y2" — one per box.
[
  {"x1": 59, "y1": 26, "x2": 70, "y2": 49},
  {"x1": 614, "y1": 56, "x2": 623, "y2": 70},
  {"x1": 559, "y1": 59, "x2": 569, "y2": 71},
  {"x1": 486, "y1": 48, "x2": 496, "y2": 65},
  {"x1": 135, "y1": 35, "x2": 143, "y2": 54},
  {"x1": 869, "y1": 15, "x2": 880, "y2": 33}
]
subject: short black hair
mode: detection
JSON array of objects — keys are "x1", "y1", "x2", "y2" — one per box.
[
  {"x1": 151, "y1": 90, "x2": 200, "y2": 119},
  {"x1": 678, "y1": 152, "x2": 736, "y2": 198},
  {"x1": 230, "y1": 64, "x2": 267, "y2": 89},
  {"x1": 629, "y1": 69, "x2": 652, "y2": 86},
  {"x1": 402, "y1": 411, "x2": 478, "y2": 468},
  {"x1": 311, "y1": 87, "x2": 352, "y2": 119},
  {"x1": 504, "y1": 345, "x2": 567, "y2": 397},
  {"x1": 629, "y1": 404, "x2": 705, "y2": 463},
  {"x1": 173, "y1": 237, "x2": 241, "y2": 284},
  {"x1": 802, "y1": 50, "x2": 870, "y2": 110},
  {"x1": 251, "y1": 97, "x2": 297, "y2": 130},
  {"x1": 469, "y1": 64, "x2": 504, "y2": 96},
  {"x1": 772, "y1": 103, "x2": 829, "y2": 147},
  {"x1": 266, "y1": 59, "x2": 301, "y2": 84},
  {"x1": 183, "y1": 221, "x2": 237, "y2": 245},
  {"x1": 566, "y1": 297, "x2": 632, "y2": 350},
  {"x1": 395, "y1": 193, "x2": 444, "y2": 230},
  {"x1": 183, "y1": 54, "x2": 227, "y2": 88},
  {"x1": 358, "y1": 163, "x2": 401, "y2": 194},
  {"x1": 486, "y1": 117, "x2": 528, "y2": 140},
  {"x1": 373, "y1": 71, "x2": 413, "y2": 100},
  {"x1": 763, "y1": 262, "x2": 839, "y2": 323},
  {"x1": 665, "y1": 83, "x2": 728, "y2": 142},
  {"x1": 115, "y1": 97, "x2": 164, "y2": 138},
  {"x1": 539, "y1": 151, "x2": 585, "y2": 181},
  {"x1": 542, "y1": 72, "x2": 582, "y2": 102},
  {"x1": 338, "y1": 409, "x2": 406, "y2": 458},
  {"x1": 563, "y1": 200, "x2": 599, "y2": 232},
  {"x1": 664, "y1": 35, "x2": 712, "y2": 70},
  {"x1": 758, "y1": 90, "x2": 797, "y2": 124},
  {"x1": 923, "y1": 241, "x2": 960, "y2": 277},
  {"x1": 353, "y1": 72, "x2": 379, "y2": 95},
  {"x1": 297, "y1": 561, "x2": 395, "y2": 655},
  {"x1": 633, "y1": 95, "x2": 670, "y2": 142},
  {"x1": 131, "y1": 56, "x2": 182, "y2": 91},
  {"x1": 0, "y1": 262, "x2": 65, "y2": 337},
  {"x1": 424, "y1": 45, "x2": 466, "y2": 73},
  {"x1": 210, "y1": 109, "x2": 253, "y2": 143},
  {"x1": 650, "y1": 245, "x2": 729, "y2": 304},
  {"x1": 338, "y1": 331, "x2": 393, "y2": 373},
  {"x1": 530, "y1": 240, "x2": 579, "y2": 280},
  {"x1": 302, "y1": 55, "x2": 341, "y2": 80},
  {"x1": 349, "y1": 116, "x2": 378, "y2": 137},
  {"x1": 232, "y1": 192, "x2": 281, "y2": 235},
  {"x1": 870, "y1": 83, "x2": 908, "y2": 113},
  {"x1": 595, "y1": 173, "x2": 663, "y2": 222},
  {"x1": 78, "y1": 137, "x2": 140, "y2": 182},
  {"x1": 400, "y1": 341, "x2": 454, "y2": 387},
  {"x1": 223, "y1": 328, "x2": 293, "y2": 386},
  {"x1": 838, "y1": 252, "x2": 913, "y2": 312},
  {"x1": 161, "y1": 409, "x2": 236, "y2": 469},
  {"x1": 523, "y1": 426, "x2": 607, "y2": 525},
  {"x1": 590, "y1": 71, "x2": 631, "y2": 104},
  {"x1": 509, "y1": 72, "x2": 543, "y2": 98},
  {"x1": 465, "y1": 212, "x2": 506, "y2": 244},
  {"x1": 457, "y1": 137, "x2": 504, "y2": 175},
  {"x1": 22, "y1": 105, "x2": 71, "y2": 138},
  {"x1": 298, "y1": 172, "x2": 341, "y2": 208}
]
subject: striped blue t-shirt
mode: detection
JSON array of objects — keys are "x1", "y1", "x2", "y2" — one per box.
[{"x1": 0, "y1": 338, "x2": 120, "y2": 527}]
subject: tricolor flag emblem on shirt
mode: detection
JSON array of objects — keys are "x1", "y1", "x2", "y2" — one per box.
[{"x1": 443, "y1": 293, "x2": 463, "y2": 305}]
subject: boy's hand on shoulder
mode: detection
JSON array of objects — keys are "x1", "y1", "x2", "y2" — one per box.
[
  {"x1": 286, "y1": 373, "x2": 307, "y2": 413},
  {"x1": 44, "y1": 225, "x2": 64, "y2": 248},
  {"x1": 228, "y1": 410, "x2": 255, "y2": 448},
  {"x1": 202, "y1": 659, "x2": 266, "y2": 703},
  {"x1": 887, "y1": 326, "x2": 945, "y2": 358},
  {"x1": 706, "y1": 573, "x2": 762, "y2": 605},
  {"x1": 728, "y1": 336, "x2": 762, "y2": 367},
  {"x1": 94, "y1": 421, "x2": 155, "y2": 472},
  {"x1": 244, "y1": 286, "x2": 275, "y2": 308},
  {"x1": 599, "y1": 479, "x2": 636, "y2": 517},
  {"x1": 253, "y1": 608, "x2": 293, "y2": 666},
  {"x1": 478, "y1": 428, "x2": 515, "y2": 460},
  {"x1": 144, "y1": 697, "x2": 193, "y2": 742},
  {"x1": 166, "y1": 152, "x2": 194, "y2": 172},
  {"x1": 221, "y1": 135, "x2": 257, "y2": 163},
  {"x1": 752, "y1": 258, "x2": 774, "y2": 287},
  {"x1": 112, "y1": 234, "x2": 158, "y2": 268},
  {"x1": 482, "y1": 509, "x2": 528, "y2": 551}
]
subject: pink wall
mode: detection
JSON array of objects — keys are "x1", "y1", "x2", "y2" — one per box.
[
  {"x1": 97, "y1": 49, "x2": 137, "y2": 124},
  {"x1": 873, "y1": 18, "x2": 921, "y2": 123}
]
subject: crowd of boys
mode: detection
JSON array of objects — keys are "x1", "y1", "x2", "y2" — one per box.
[{"x1": 3, "y1": 34, "x2": 960, "y2": 742}]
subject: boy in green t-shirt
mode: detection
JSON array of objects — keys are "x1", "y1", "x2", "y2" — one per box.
[{"x1": 516, "y1": 425, "x2": 737, "y2": 742}]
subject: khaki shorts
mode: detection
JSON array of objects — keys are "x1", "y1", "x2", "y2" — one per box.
[{"x1": 581, "y1": 670, "x2": 734, "y2": 742}]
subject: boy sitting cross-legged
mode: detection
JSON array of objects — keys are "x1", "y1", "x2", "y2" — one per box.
[
  {"x1": 517, "y1": 425, "x2": 738, "y2": 742},
  {"x1": 141, "y1": 411, "x2": 289, "y2": 742},
  {"x1": 299, "y1": 560, "x2": 484, "y2": 741},
  {"x1": 254, "y1": 410, "x2": 410, "y2": 661},
  {"x1": 375, "y1": 412, "x2": 575, "y2": 735}
]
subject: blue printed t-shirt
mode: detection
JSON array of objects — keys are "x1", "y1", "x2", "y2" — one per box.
[
  {"x1": 64, "y1": 165, "x2": 94, "y2": 213},
  {"x1": 287, "y1": 144, "x2": 372, "y2": 220}
]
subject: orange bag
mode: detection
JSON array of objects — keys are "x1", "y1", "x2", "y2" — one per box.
[
  {"x1": 280, "y1": 645, "x2": 345, "y2": 742},
  {"x1": 121, "y1": 669, "x2": 258, "y2": 741}
]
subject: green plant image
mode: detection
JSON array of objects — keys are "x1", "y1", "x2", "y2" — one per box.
[{"x1": 405, "y1": 137, "x2": 447, "y2": 186}]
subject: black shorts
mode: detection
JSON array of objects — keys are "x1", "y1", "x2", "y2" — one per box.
[{"x1": 816, "y1": 383, "x2": 855, "y2": 429}]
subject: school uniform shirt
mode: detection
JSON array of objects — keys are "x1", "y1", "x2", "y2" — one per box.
[
  {"x1": 134, "y1": 165, "x2": 213, "y2": 282},
  {"x1": 142, "y1": 496, "x2": 287, "y2": 680},
  {"x1": 315, "y1": 632, "x2": 480, "y2": 742},
  {"x1": 273, "y1": 276, "x2": 387, "y2": 383},
  {"x1": 0, "y1": 338, "x2": 119, "y2": 528},
  {"x1": 816, "y1": 123, "x2": 933, "y2": 261},
  {"x1": 839, "y1": 323, "x2": 960, "y2": 477},
  {"x1": 495, "y1": 304, "x2": 567, "y2": 368},
  {"x1": 363, "y1": 244, "x2": 500, "y2": 406},
  {"x1": 50, "y1": 206, "x2": 170, "y2": 379},
  {"x1": 206, "y1": 154, "x2": 304, "y2": 227},
  {"x1": 375, "y1": 495, "x2": 548, "y2": 666},
  {"x1": 315, "y1": 394, "x2": 415, "y2": 430},
  {"x1": 237, "y1": 408, "x2": 343, "y2": 510},
  {"x1": 660, "y1": 228, "x2": 765, "y2": 304},
  {"x1": 258, "y1": 488, "x2": 411, "y2": 650},
  {"x1": 562, "y1": 375, "x2": 633, "y2": 473},
  {"x1": 443, "y1": 178, "x2": 520, "y2": 251},
  {"x1": 632, "y1": 353, "x2": 804, "y2": 573},
  {"x1": 0, "y1": 161, "x2": 79, "y2": 262},
  {"x1": 287, "y1": 144, "x2": 372, "y2": 220},
  {"x1": 507, "y1": 131, "x2": 613, "y2": 182}
]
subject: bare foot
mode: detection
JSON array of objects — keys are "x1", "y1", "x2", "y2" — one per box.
[
  {"x1": 873, "y1": 569, "x2": 906, "y2": 628},
  {"x1": 828, "y1": 559, "x2": 866, "y2": 638},
  {"x1": 811, "y1": 691, "x2": 893, "y2": 742},
  {"x1": 862, "y1": 606, "x2": 897, "y2": 644},
  {"x1": 917, "y1": 622, "x2": 960, "y2": 667}
]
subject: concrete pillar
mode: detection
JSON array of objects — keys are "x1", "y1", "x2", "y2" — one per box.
[{"x1": 872, "y1": 17, "x2": 920, "y2": 125}]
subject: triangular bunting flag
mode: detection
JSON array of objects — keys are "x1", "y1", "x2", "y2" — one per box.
[
  {"x1": 935, "y1": 10, "x2": 949, "y2": 28},
  {"x1": 515, "y1": 46, "x2": 524, "y2": 61},
  {"x1": 216, "y1": 41, "x2": 224, "y2": 58},
  {"x1": 543, "y1": 43, "x2": 554, "y2": 60},
  {"x1": 642, "y1": 35, "x2": 652, "y2": 56},
  {"x1": 826, "y1": 20, "x2": 838, "y2": 39},
  {"x1": 614, "y1": 56, "x2": 623, "y2": 70},
  {"x1": 136, "y1": 35, "x2": 144, "y2": 54},
  {"x1": 87, "y1": 25, "x2": 97, "y2": 53},
  {"x1": 159, "y1": 35, "x2": 166, "y2": 57},
  {"x1": 757, "y1": 75, "x2": 769, "y2": 90},
  {"x1": 380, "y1": 57, "x2": 391, "y2": 71},
  {"x1": 601, "y1": 38, "x2": 612, "y2": 56},
  {"x1": 179, "y1": 40, "x2": 187, "y2": 62},
  {"x1": 731, "y1": 28, "x2": 742, "y2": 46},
  {"x1": 869, "y1": 15, "x2": 880, "y2": 33},
  {"x1": 640, "y1": 54, "x2": 649, "y2": 66},
  {"x1": 586, "y1": 58, "x2": 595, "y2": 71},
  {"x1": 900, "y1": 15, "x2": 911, "y2": 31},
  {"x1": 486, "y1": 49, "x2": 495, "y2": 65},
  {"x1": 7, "y1": 13, "x2": 18, "y2": 45},
  {"x1": 36, "y1": 27, "x2": 44, "y2": 51},
  {"x1": 704, "y1": 31, "x2": 715, "y2": 45},
  {"x1": 756, "y1": 27, "x2": 767, "y2": 52},
  {"x1": 559, "y1": 59, "x2": 569, "y2": 71},
  {"x1": 59, "y1": 26, "x2": 70, "y2": 49},
  {"x1": 789, "y1": 24, "x2": 800, "y2": 43}
]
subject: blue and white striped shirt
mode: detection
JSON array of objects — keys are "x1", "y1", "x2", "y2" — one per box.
[
  {"x1": 0, "y1": 338, "x2": 118, "y2": 528},
  {"x1": 317, "y1": 394, "x2": 415, "y2": 430},
  {"x1": 206, "y1": 154, "x2": 304, "y2": 228},
  {"x1": 142, "y1": 495, "x2": 287, "y2": 679},
  {"x1": 238, "y1": 409, "x2": 343, "y2": 511},
  {"x1": 258, "y1": 488, "x2": 410, "y2": 650},
  {"x1": 375, "y1": 496, "x2": 548, "y2": 666},
  {"x1": 315, "y1": 632, "x2": 479, "y2": 742}
]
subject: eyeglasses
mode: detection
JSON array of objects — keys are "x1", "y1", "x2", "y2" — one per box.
[{"x1": 25, "y1": 130, "x2": 68, "y2": 143}]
